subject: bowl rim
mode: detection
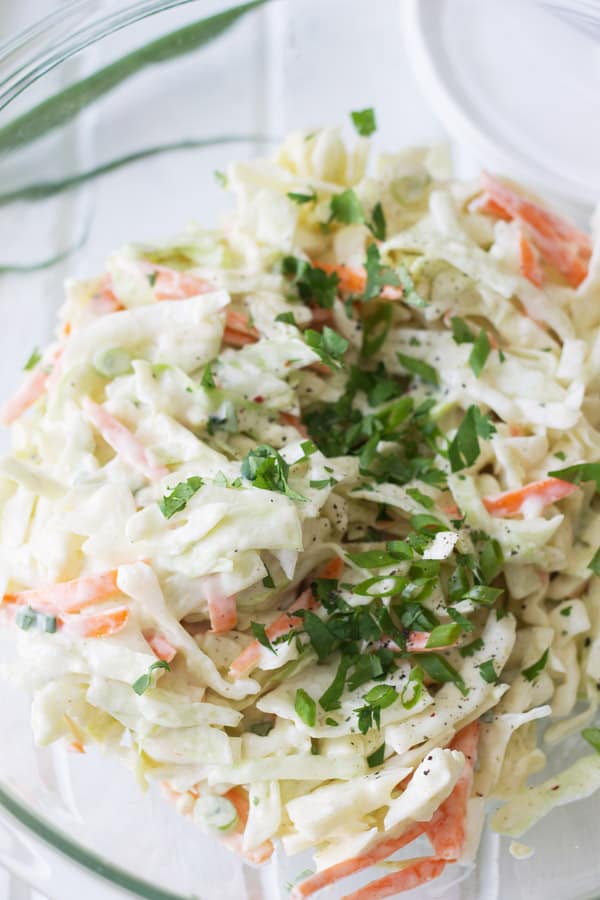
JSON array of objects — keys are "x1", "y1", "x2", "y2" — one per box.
[
  {"x1": 0, "y1": 0, "x2": 199, "y2": 112},
  {"x1": 0, "y1": 780, "x2": 191, "y2": 900}
]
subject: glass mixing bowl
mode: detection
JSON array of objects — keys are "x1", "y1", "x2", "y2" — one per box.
[{"x1": 0, "y1": 2, "x2": 598, "y2": 898}]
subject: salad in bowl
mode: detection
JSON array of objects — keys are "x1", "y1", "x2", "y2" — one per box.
[{"x1": 1, "y1": 110, "x2": 599, "y2": 899}]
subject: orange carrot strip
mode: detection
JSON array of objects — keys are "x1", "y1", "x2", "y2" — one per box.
[
  {"x1": 480, "y1": 173, "x2": 590, "y2": 286},
  {"x1": 425, "y1": 721, "x2": 479, "y2": 860},
  {"x1": 141, "y1": 263, "x2": 212, "y2": 301},
  {"x1": 318, "y1": 557, "x2": 344, "y2": 580},
  {"x1": 82, "y1": 398, "x2": 168, "y2": 482},
  {"x1": 279, "y1": 411, "x2": 309, "y2": 438},
  {"x1": 75, "y1": 606, "x2": 129, "y2": 638},
  {"x1": 0, "y1": 345, "x2": 62, "y2": 426},
  {"x1": 219, "y1": 786, "x2": 274, "y2": 863},
  {"x1": 10, "y1": 570, "x2": 119, "y2": 616},
  {"x1": 93, "y1": 274, "x2": 123, "y2": 313},
  {"x1": 291, "y1": 822, "x2": 426, "y2": 900},
  {"x1": 312, "y1": 262, "x2": 403, "y2": 301},
  {"x1": 207, "y1": 592, "x2": 237, "y2": 634},
  {"x1": 519, "y1": 232, "x2": 543, "y2": 287},
  {"x1": 313, "y1": 261, "x2": 366, "y2": 296},
  {"x1": 481, "y1": 172, "x2": 592, "y2": 254},
  {"x1": 341, "y1": 857, "x2": 447, "y2": 900},
  {"x1": 482, "y1": 477, "x2": 577, "y2": 518},
  {"x1": 469, "y1": 194, "x2": 512, "y2": 221},
  {"x1": 0, "y1": 368, "x2": 50, "y2": 426},
  {"x1": 228, "y1": 589, "x2": 316, "y2": 678},
  {"x1": 146, "y1": 633, "x2": 177, "y2": 663}
]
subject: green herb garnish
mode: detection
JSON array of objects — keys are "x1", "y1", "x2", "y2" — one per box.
[
  {"x1": 241, "y1": 444, "x2": 307, "y2": 501},
  {"x1": 295, "y1": 688, "x2": 317, "y2": 726},
  {"x1": 522, "y1": 648, "x2": 549, "y2": 682},
  {"x1": 158, "y1": 476, "x2": 203, "y2": 519},
  {"x1": 469, "y1": 330, "x2": 491, "y2": 378},
  {"x1": 351, "y1": 107, "x2": 377, "y2": 137},
  {"x1": 132, "y1": 660, "x2": 171, "y2": 696},
  {"x1": 397, "y1": 352, "x2": 439, "y2": 386},
  {"x1": 23, "y1": 347, "x2": 42, "y2": 371}
]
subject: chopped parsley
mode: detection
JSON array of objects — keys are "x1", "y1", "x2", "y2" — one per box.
[
  {"x1": 448, "y1": 405, "x2": 496, "y2": 472},
  {"x1": 355, "y1": 684, "x2": 398, "y2": 734},
  {"x1": 305, "y1": 326, "x2": 349, "y2": 370},
  {"x1": 351, "y1": 107, "x2": 377, "y2": 137},
  {"x1": 251, "y1": 621, "x2": 275, "y2": 653},
  {"x1": 582, "y1": 727, "x2": 600, "y2": 753},
  {"x1": 329, "y1": 188, "x2": 365, "y2": 225},
  {"x1": 548, "y1": 462, "x2": 600, "y2": 492},
  {"x1": 368, "y1": 202, "x2": 387, "y2": 241},
  {"x1": 214, "y1": 170, "x2": 227, "y2": 187},
  {"x1": 417, "y1": 653, "x2": 468, "y2": 696},
  {"x1": 275, "y1": 311, "x2": 298, "y2": 326},
  {"x1": 23, "y1": 347, "x2": 42, "y2": 371},
  {"x1": 460, "y1": 637, "x2": 484, "y2": 658},
  {"x1": 201, "y1": 363, "x2": 215, "y2": 389},
  {"x1": 366, "y1": 743, "x2": 386, "y2": 767},
  {"x1": 589, "y1": 549, "x2": 600, "y2": 576},
  {"x1": 406, "y1": 487, "x2": 435, "y2": 509},
  {"x1": 282, "y1": 256, "x2": 339, "y2": 308},
  {"x1": 132, "y1": 660, "x2": 171, "y2": 696},
  {"x1": 522, "y1": 648, "x2": 549, "y2": 682},
  {"x1": 361, "y1": 304, "x2": 392, "y2": 358},
  {"x1": 241, "y1": 445, "x2": 307, "y2": 501},
  {"x1": 397, "y1": 265, "x2": 427, "y2": 308},
  {"x1": 362, "y1": 243, "x2": 401, "y2": 301},
  {"x1": 295, "y1": 688, "x2": 317, "y2": 726},
  {"x1": 469, "y1": 330, "x2": 491, "y2": 378},
  {"x1": 249, "y1": 720, "x2": 274, "y2": 736},
  {"x1": 287, "y1": 189, "x2": 317, "y2": 205},
  {"x1": 478, "y1": 659, "x2": 498, "y2": 683},
  {"x1": 450, "y1": 316, "x2": 475, "y2": 344},
  {"x1": 262, "y1": 565, "x2": 275, "y2": 589},
  {"x1": 397, "y1": 352, "x2": 439, "y2": 386},
  {"x1": 158, "y1": 476, "x2": 203, "y2": 519}
]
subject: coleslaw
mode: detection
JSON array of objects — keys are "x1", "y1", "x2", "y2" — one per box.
[{"x1": 1, "y1": 111, "x2": 600, "y2": 899}]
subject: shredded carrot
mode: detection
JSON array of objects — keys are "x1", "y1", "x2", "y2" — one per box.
[
  {"x1": 279, "y1": 411, "x2": 309, "y2": 438},
  {"x1": 0, "y1": 346, "x2": 63, "y2": 426},
  {"x1": 469, "y1": 193, "x2": 512, "y2": 221},
  {"x1": 229, "y1": 588, "x2": 316, "y2": 678},
  {"x1": 480, "y1": 173, "x2": 590, "y2": 287},
  {"x1": 318, "y1": 557, "x2": 344, "y2": 580},
  {"x1": 341, "y1": 857, "x2": 447, "y2": 900},
  {"x1": 425, "y1": 721, "x2": 479, "y2": 860},
  {"x1": 93, "y1": 274, "x2": 123, "y2": 314},
  {"x1": 142, "y1": 263, "x2": 213, "y2": 301},
  {"x1": 519, "y1": 232, "x2": 543, "y2": 287},
  {"x1": 207, "y1": 591, "x2": 237, "y2": 634},
  {"x1": 483, "y1": 477, "x2": 577, "y2": 518},
  {"x1": 291, "y1": 822, "x2": 426, "y2": 899},
  {"x1": 82, "y1": 397, "x2": 168, "y2": 482},
  {"x1": 219, "y1": 786, "x2": 274, "y2": 863},
  {"x1": 313, "y1": 261, "x2": 366, "y2": 296},
  {"x1": 75, "y1": 606, "x2": 129, "y2": 638},
  {"x1": 146, "y1": 633, "x2": 177, "y2": 663},
  {"x1": 7, "y1": 570, "x2": 119, "y2": 616},
  {"x1": 312, "y1": 262, "x2": 403, "y2": 301}
]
